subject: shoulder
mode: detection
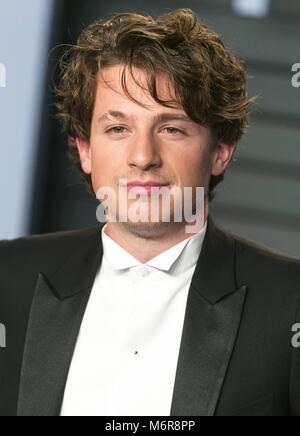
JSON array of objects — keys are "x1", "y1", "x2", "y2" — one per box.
[
  {"x1": 232, "y1": 230, "x2": 300, "y2": 272},
  {"x1": 228, "y1": 229, "x2": 300, "y2": 304},
  {"x1": 0, "y1": 226, "x2": 99, "y2": 266},
  {"x1": 0, "y1": 227, "x2": 101, "y2": 298},
  {"x1": 0, "y1": 226, "x2": 100, "y2": 252}
]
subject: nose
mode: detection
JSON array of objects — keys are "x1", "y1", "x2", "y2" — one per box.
[{"x1": 127, "y1": 132, "x2": 162, "y2": 171}]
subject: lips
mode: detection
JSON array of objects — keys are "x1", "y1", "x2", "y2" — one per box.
[
  {"x1": 126, "y1": 181, "x2": 169, "y2": 188},
  {"x1": 124, "y1": 181, "x2": 170, "y2": 196}
]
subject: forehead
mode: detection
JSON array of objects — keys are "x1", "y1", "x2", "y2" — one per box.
[{"x1": 94, "y1": 64, "x2": 182, "y2": 112}]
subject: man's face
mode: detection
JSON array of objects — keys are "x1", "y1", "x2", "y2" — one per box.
[{"x1": 76, "y1": 65, "x2": 235, "y2": 238}]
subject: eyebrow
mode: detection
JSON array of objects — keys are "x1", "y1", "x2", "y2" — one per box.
[{"x1": 97, "y1": 110, "x2": 193, "y2": 124}]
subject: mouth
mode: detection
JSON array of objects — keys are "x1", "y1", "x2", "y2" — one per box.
[
  {"x1": 119, "y1": 179, "x2": 170, "y2": 194},
  {"x1": 126, "y1": 184, "x2": 170, "y2": 195}
]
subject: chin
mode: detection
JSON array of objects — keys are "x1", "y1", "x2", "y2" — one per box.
[{"x1": 119, "y1": 220, "x2": 175, "y2": 240}]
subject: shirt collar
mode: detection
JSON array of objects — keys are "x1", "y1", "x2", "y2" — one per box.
[{"x1": 101, "y1": 220, "x2": 208, "y2": 275}]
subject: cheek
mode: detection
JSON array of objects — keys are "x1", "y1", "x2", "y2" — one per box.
[
  {"x1": 90, "y1": 145, "x2": 122, "y2": 189},
  {"x1": 174, "y1": 149, "x2": 211, "y2": 186}
]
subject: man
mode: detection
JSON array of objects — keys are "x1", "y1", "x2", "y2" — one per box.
[{"x1": 0, "y1": 8, "x2": 300, "y2": 416}]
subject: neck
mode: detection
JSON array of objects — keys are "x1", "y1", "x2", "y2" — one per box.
[{"x1": 104, "y1": 209, "x2": 208, "y2": 264}]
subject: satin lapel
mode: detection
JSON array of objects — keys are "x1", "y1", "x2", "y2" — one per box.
[
  {"x1": 170, "y1": 217, "x2": 248, "y2": 416},
  {"x1": 17, "y1": 274, "x2": 93, "y2": 416},
  {"x1": 17, "y1": 225, "x2": 104, "y2": 416}
]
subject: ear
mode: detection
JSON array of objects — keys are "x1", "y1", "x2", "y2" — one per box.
[
  {"x1": 211, "y1": 142, "x2": 237, "y2": 177},
  {"x1": 76, "y1": 138, "x2": 92, "y2": 174}
]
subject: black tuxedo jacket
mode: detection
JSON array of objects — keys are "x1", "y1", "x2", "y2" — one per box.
[{"x1": 0, "y1": 216, "x2": 300, "y2": 416}]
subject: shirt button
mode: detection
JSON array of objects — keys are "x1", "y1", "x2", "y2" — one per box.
[{"x1": 140, "y1": 268, "x2": 150, "y2": 278}]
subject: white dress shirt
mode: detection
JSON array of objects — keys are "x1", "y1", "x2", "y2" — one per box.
[{"x1": 60, "y1": 221, "x2": 207, "y2": 416}]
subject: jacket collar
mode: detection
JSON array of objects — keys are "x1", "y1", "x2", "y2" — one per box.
[
  {"x1": 191, "y1": 216, "x2": 239, "y2": 304},
  {"x1": 45, "y1": 225, "x2": 104, "y2": 300}
]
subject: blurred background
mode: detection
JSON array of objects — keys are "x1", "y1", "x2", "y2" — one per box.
[{"x1": 0, "y1": 0, "x2": 299, "y2": 257}]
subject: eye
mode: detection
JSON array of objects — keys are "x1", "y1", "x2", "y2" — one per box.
[
  {"x1": 106, "y1": 126, "x2": 127, "y2": 134},
  {"x1": 163, "y1": 127, "x2": 185, "y2": 135}
]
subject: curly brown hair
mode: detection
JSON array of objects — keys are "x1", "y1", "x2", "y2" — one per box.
[{"x1": 55, "y1": 8, "x2": 254, "y2": 202}]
